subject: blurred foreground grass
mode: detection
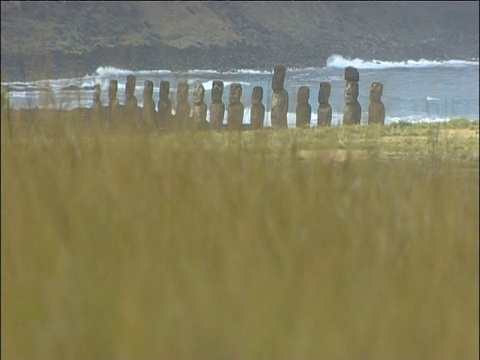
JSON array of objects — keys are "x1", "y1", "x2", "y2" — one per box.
[{"x1": 1, "y1": 113, "x2": 479, "y2": 359}]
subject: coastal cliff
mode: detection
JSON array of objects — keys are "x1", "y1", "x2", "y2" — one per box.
[{"x1": 1, "y1": 2, "x2": 478, "y2": 80}]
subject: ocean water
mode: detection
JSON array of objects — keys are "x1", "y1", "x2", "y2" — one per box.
[{"x1": 2, "y1": 54, "x2": 479, "y2": 126}]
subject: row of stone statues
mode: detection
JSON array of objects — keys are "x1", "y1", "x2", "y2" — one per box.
[{"x1": 92, "y1": 66, "x2": 385, "y2": 130}]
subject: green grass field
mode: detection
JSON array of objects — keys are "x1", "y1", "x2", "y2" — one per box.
[{"x1": 1, "y1": 113, "x2": 479, "y2": 359}]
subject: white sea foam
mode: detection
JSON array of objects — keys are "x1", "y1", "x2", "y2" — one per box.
[
  {"x1": 227, "y1": 69, "x2": 272, "y2": 75},
  {"x1": 93, "y1": 66, "x2": 272, "y2": 78},
  {"x1": 186, "y1": 69, "x2": 221, "y2": 75},
  {"x1": 94, "y1": 66, "x2": 173, "y2": 77},
  {"x1": 81, "y1": 80, "x2": 97, "y2": 88},
  {"x1": 1, "y1": 81, "x2": 36, "y2": 87},
  {"x1": 326, "y1": 54, "x2": 479, "y2": 70},
  {"x1": 179, "y1": 68, "x2": 271, "y2": 75},
  {"x1": 288, "y1": 67, "x2": 319, "y2": 72}
]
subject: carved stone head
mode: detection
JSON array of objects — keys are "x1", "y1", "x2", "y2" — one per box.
[
  {"x1": 345, "y1": 81, "x2": 359, "y2": 104},
  {"x1": 193, "y1": 83, "x2": 205, "y2": 104},
  {"x1": 297, "y1": 86, "x2": 310, "y2": 104},
  {"x1": 229, "y1": 83, "x2": 242, "y2": 104},
  {"x1": 251, "y1": 86, "x2": 263, "y2": 105},
  {"x1": 211, "y1": 81, "x2": 224, "y2": 103},
  {"x1": 272, "y1": 65, "x2": 286, "y2": 92},
  {"x1": 159, "y1": 81, "x2": 170, "y2": 100},
  {"x1": 93, "y1": 84, "x2": 101, "y2": 102},
  {"x1": 125, "y1": 75, "x2": 136, "y2": 99},
  {"x1": 319, "y1": 82, "x2": 331, "y2": 104},
  {"x1": 370, "y1": 82, "x2": 383, "y2": 101},
  {"x1": 177, "y1": 82, "x2": 189, "y2": 103},
  {"x1": 344, "y1": 66, "x2": 359, "y2": 82},
  {"x1": 108, "y1": 80, "x2": 118, "y2": 100},
  {"x1": 144, "y1": 80, "x2": 154, "y2": 100}
]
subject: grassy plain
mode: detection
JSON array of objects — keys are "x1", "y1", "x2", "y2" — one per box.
[{"x1": 1, "y1": 112, "x2": 479, "y2": 359}]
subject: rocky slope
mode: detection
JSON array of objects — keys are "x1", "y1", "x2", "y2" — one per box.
[{"x1": 1, "y1": 1, "x2": 478, "y2": 80}]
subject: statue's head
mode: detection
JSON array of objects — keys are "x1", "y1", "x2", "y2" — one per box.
[
  {"x1": 193, "y1": 83, "x2": 205, "y2": 104},
  {"x1": 177, "y1": 82, "x2": 189, "y2": 103},
  {"x1": 319, "y1": 82, "x2": 331, "y2": 104},
  {"x1": 93, "y1": 84, "x2": 101, "y2": 102},
  {"x1": 297, "y1": 86, "x2": 310, "y2": 104},
  {"x1": 345, "y1": 81, "x2": 359, "y2": 104},
  {"x1": 125, "y1": 75, "x2": 136, "y2": 99},
  {"x1": 251, "y1": 86, "x2": 263, "y2": 105},
  {"x1": 370, "y1": 82, "x2": 383, "y2": 101},
  {"x1": 108, "y1": 80, "x2": 118, "y2": 100},
  {"x1": 272, "y1": 65, "x2": 286, "y2": 92},
  {"x1": 211, "y1": 81, "x2": 224, "y2": 102},
  {"x1": 344, "y1": 66, "x2": 359, "y2": 82},
  {"x1": 159, "y1": 81, "x2": 170, "y2": 100},
  {"x1": 229, "y1": 83, "x2": 242, "y2": 104},
  {"x1": 144, "y1": 80, "x2": 154, "y2": 99}
]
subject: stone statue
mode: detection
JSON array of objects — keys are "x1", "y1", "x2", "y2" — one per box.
[
  {"x1": 227, "y1": 83, "x2": 244, "y2": 131},
  {"x1": 210, "y1": 81, "x2": 225, "y2": 130},
  {"x1": 124, "y1": 74, "x2": 138, "y2": 121},
  {"x1": 92, "y1": 84, "x2": 103, "y2": 119},
  {"x1": 296, "y1": 86, "x2": 311, "y2": 128},
  {"x1": 192, "y1": 83, "x2": 209, "y2": 130},
  {"x1": 158, "y1": 80, "x2": 172, "y2": 130},
  {"x1": 108, "y1": 80, "x2": 119, "y2": 122},
  {"x1": 317, "y1": 82, "x2": 332, "y2": 126},
  {"x1": 271, "y1": 65, "x2": 289, "y2": 129},
  {"x1": 142, "y1": 80, "x2": 156, "y2": 127},
  {"x1": 343, "y1": 66, "x2": 361, "y2": 125},
  {"x1": 175, "y1": 82, "x2": 191, "y2": 130},
  {"x1": 250, "y1": 86, "x2": 265, "y2": 130},
  {"x1": 368, "y1": 82, "x2": 385, "y2": 125}
]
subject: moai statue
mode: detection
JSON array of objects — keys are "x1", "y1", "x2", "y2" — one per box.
[
  {"x1": 192, "y1": 83, "x2": 209, "y2": 130},
  {"x1": 250, "y1": 86, "x2": 265, "y2": 130},
  {"x1": 368, "y1": 82, "x2": 385, "y2": 125},
  {"x1": 317, "y1": 82, "x2": 332, "y2": 127},
  {"x1": 210, "y1": 81, "x2": 225, "y2": 130},
  {"x1": 227, "y1": 83, "x2": 244, "y2": 131},
  {"x1": 108, "y1": 80, "x2": 119, "y2": 122},
  {"x1": 142, "y1": 80, "x2": 156, "y2": 128},
  {"x1": 174, "y1": 82, "x2": 191, "y2": 130},
  {"x1": 1, "y1": 85, "x2": 11, "y2": 137},
  {"x1": 124, "y1": 74, "x2": 138, "y2": 121},
  {"x1": 158, "y1": 80, "x2": 172, "y2": 130},
  {"x1": 343, "y1": 66, "x2": 361, "y2": 125},
  {"x1": 271, "y1": 65, "x2": 289, "y2": 129},
  {"x1": 92, "y1": 84, "x2": 103, "y2": 120},
  {"x1": 296, "y1": 86, "x2": 311, "y2": 128}
]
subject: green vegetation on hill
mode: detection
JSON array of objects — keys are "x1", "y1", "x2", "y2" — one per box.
[{"x1": 1, "y1": 2, "x2": 479, "y2": 80}]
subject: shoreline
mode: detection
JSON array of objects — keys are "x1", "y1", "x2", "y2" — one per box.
[
  {"x1": 3, "y1": 108, "x2": 479, "y2": 124},
  {"x1": 2, "y1": 47, "x2": 479, "y2": 82}
]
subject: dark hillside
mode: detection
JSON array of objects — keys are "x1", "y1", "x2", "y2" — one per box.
[{"x1": 1, "y1": 1, "x2": 478, "y2": 80}]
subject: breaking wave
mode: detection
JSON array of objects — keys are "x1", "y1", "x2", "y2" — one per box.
[
  {"x1": 94, "y1": 66, "x2": 173, "y2": 77},
  {"x1": 93, "y1": 66, "x2": 272, "y2": 77},
  {"x1": 326, "y1": 54, "x2": 479, "y2": 69}
]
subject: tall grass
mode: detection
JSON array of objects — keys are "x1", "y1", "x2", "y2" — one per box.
[{"x1": 1, "y1": 115, "x2": 479, "y2": 359}]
